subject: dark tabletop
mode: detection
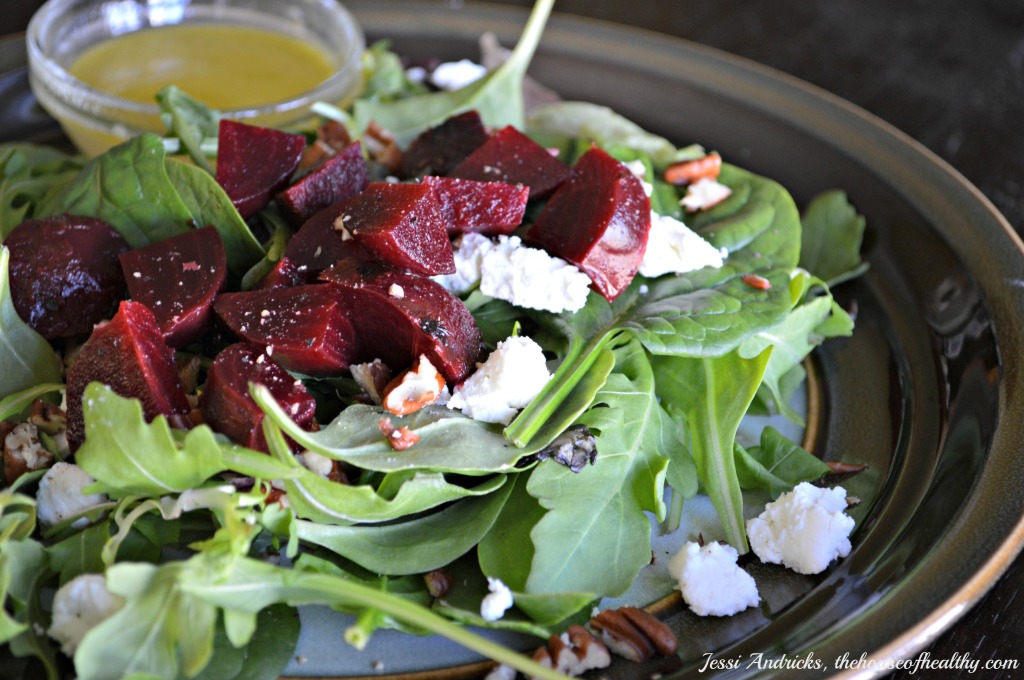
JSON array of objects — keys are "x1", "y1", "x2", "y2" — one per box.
[{"x1": 3, "y1": 1, "x2": 1023, "y2": 678}]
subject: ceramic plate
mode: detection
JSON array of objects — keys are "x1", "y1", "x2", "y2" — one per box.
[{"x1": 3, "y1": 2, "x2": 1024, "y2": 678}]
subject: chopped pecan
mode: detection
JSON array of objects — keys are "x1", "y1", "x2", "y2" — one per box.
[
  {"x1": 378, "y1": 417, "x2": 420, "y2": 451},
  {"x1": 519, "y1": 624, "x2": 612, "y2": 678},
  {"x1": 350, "y1": 359, "x2": 393, "y2": 405},
  {"x1": 826, "y1": 460, "x2": 869, "y2": 476},
  {"x1": 381, "y1": 355, "x2": 446, "y2": 416},
  {"x1": 3, "y1": 422, "x2": 55, "y2": 486},
  {"x1": 663, "y1": 152, "x2": 722, "y2": 186},
  {"x1": 588, "y1": 606, "x2": 678, "y2": 663},
  {"x1": 363, "y1": 121, "x2": 403, "y2": 174}
]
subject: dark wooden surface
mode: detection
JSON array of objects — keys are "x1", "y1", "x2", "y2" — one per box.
[{"x1": 4, "y1": 1, "x2": 1023, "y2": 677}]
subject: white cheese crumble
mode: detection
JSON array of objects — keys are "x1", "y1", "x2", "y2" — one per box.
[
  {"x1": 667, "y1": 541, "x2": 760, "y2": 617},
  {"x1": 638, "y1": 212, "x2": 726, "y2": 278},
  {"x1": 36, "y1": 462, "x2": 107, "y2": 528},
  {"x1": 447, "y1": 335, "x2": 551, "y2": 425},
  {"x1": 47, "y1": 574, "x2": 124, "y2": 655},
  {"x1": 681, "y1": 177, "x2": 732, "y2": 212},
  {"x1": 434, "y1": 234, "x2": 592, "y2": 313},
  {"x1": 747, "y1": 482, "x2": 856, "y2": 575},
  {"x1": 429, "y1": 59, "x2": 488, "y2": 91},
  {"x1": 296, "y1": 451, "x2": 334, "y2": 479},
  {"x1": 480, "y1": 577, "x2": 514, "y2": 621}
]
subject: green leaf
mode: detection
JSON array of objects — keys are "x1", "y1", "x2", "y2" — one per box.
[
  {"x1": 156, "y1": 85, "x2": 220, "y2": 174},
  {"x1": 293, "y1": 479, "x2": 513, "y2": 575},
  {"x1": 653, "y1": 347, "x2": 773, "y2": 552},
  {"x1": 164, "y1": 159, "x2": 265, "y2": 275},
  {"x1": 1, "y1": 539, "x2": 59, "y2": 679},
  {"x1": 800, "y1": 189, "x2": 868, "y2": 285},
  {"x1": 735, "y1": 426, "x2": 831, "y2": 498},
  {"x1": 0, "y1": 144, "x2": 83, "y2": 239},
  {"x1": 0, "y1": 383, "x2": 63, "y2": 422},
  {"x1": 359, "y1": 40, "x2": 430, "y2": 102},
  {"x1": 353, "y1": 0, "x2": 554, "y2": 145},
  {"x1": 0, "y1": 247, "x2": 64, "y2": 401},
  {"x1": 39, "y1": 134, "x2": 194, "y2": 248}
]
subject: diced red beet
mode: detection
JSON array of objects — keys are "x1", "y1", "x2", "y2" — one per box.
[
  {"x1": 118, "y1": 226, "x2": 227, "y2": 348},
  {"x1": 332, "y1": 182, "x2": 455, "y2": 276},
  {"x1": 215, "y1": 119, "x2": 306, "y2": 219},
  {"x1": 319, "y1": 260, "x2": 481, "y2": 383},
  {"x1": 199, "y1": 343, "x2": 316, "y2": 453},
  {"x1": 525, "y1": 146, "x2": 652, "y2": 301},
  {"x1": 65, "y1": 300, "x2": 191, "y2": 448},
  {"x1": 254, "y1": 204, "x2": 376, "y2": 289},
  {"x1": 399, "y1": 110, "x2": 490, "y2": 179},
  {"x1": 275, "y1": 142, "x2": 369, "y2": 226},
  {"x1": 448, "y1": 125, "x2": 570, "y2": 199},
  {"x1": 420, "y1": 176, "x2": 529, "y2": 236},
  {"x1": 5, "y1": 215, "x2": 129, "y2": 340},
  {"x1": 214, "y1": 284, "x2": 358, "y2": 376}
]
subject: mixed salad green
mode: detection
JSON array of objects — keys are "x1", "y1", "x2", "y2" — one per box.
[{"x1": 0, "y1": 0, "x2": 867, "y2": 677}]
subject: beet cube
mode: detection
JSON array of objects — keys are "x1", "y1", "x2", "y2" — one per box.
[
  {"x1": 216, "y1": 119, "x2": 306, "y2": 219},
  {"x1": 421, "y1": 176, "x2": 529, "y2": 236},
  {"x1": 5, "y1": 215, "x2": 128, "y2": 340},
  {"x1": 319, "y1": 260, "x2": 481, "y2": 383},
  {"x1": 449, "y1": 126, "x2": 570, "y2": 199},
  {"x1": 332, "y1": 182, "x2": 455, "y2": 276},
  {"x1": 525, "y1": 146, "x2": 652, "y2": 301},
  {"x1": 214, "y1": 284, "x2": 358, "y2": 376},
  {"x1": 200, "y1": 343, "x2": 316, "y2": 453},
  {"x1": 276, "y1": 142, "x2": 369, "y2": 226},
  {"x1": 118, "y1": 226, "x2": 227, "y2": 348},
  {"x1": 399, "y1": 110, "x2": 490, "y2": 179},
  {"x1": 65, "y1": 300, "x2": 191, "y2": 448}
]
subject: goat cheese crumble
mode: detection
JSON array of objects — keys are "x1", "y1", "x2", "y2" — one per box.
[
  {"x1": 639, "y1": 212, "x2": 726, "y2": 277},
  {"x1": 480, "y1": 577, "x2": 514, "y2": 621},
  {"x1": 435, "y1": 233, "x2": 591, "y2": 313},
  {"x1": 36, "y1": 462, "x2": 107, "y2": 528},
  {"x1": 681, "y1": 177, "x2": 732, "y2": 212},
  {"x1": 429, "y1": 59, "x2": 488, "y2": 91},
  {"x1": 447, "y1": 335, "x2": 551, "y2": 424},
  {"x1": 47, "y1": 574, "x2": 124, "y2": 655},
  {"x1": 747, "y1": 482, "x2": 856, "y2": 575},
  {"x1": 667, "y1": 541, "x2": 760, "y2": 617}
]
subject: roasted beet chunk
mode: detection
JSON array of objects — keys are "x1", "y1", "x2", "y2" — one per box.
[
  {"x1": 214, "y1": 284, "x2": 358, "y2": 376},
  {"x1": 449, "y1": 125, "x2": 570, "y2": 199},
  {"x1": 216, "y1": 119, "x2": 306, "y2": 219},
  {"x1": 421, "y1": 176, "x2": 529, "y2": 236},
  {"x1": 332, "y1": 182, "x2": 455, "y2": 276},
  {"x1": 526, "y1": 146, "x2": 652, "y2": 301},
  {"x1": 5, "y1": 214, "x2": 129, "y2": 340},
  {"x1": 399, "y1": 110, "x2": 490, "y2": 179},
  {"x1": 65, "y1": 300, "x2": 191, "y2": 448},
  {"x1": 276, "y1": 142, "x2": 369, "y2": 226},
  {"x1": 118, "y1": 226, "x2": 227, "y2": 348},
  {"x1": 319, "y1": 260, "x2": 481, "y2": 383},
  {"x1": 200, "y1": 343, "x2": 316, "y2": 453}
]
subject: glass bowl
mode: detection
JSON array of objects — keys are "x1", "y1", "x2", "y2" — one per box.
[{"x1": 26, "y1": 0, "x2": 365, "y2": 156}]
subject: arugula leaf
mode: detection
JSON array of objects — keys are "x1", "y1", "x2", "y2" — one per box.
[
  {"x1": 800, "y1": 189, "x2": 868, "y2": 285},
  {"x1": 653, "y1": 347, "x2": 773, "y2": 552},
  {"x1": 164, "y1": 159, "x2": 265, "y2": 275},
  {"x1": 39, "y1": 134, "x2": 195, "y2": 248},
  {"x1": 74, "y1": 384, "x2": 296, "y2": 498},
  {"x1": 353, "y1": 0, "x2": 554, "y2": 145},
  {"x1": 0, "y1": 247, "x2": 64, "y2": 401},
  {"x1": 0, "y1": 383, "x2": 63, "y2": 422},
  {"x1": 0, "y1": 144, "x2": 83, "y2": 239},
  {"x1": 156, "y1": 85, "x2": 220, "y2": 174},
  {"x1": 359, "y1": 40, "x2": 430, "y2": 102},
  {"x1": 735, "y1": 426, "x2": 831, "y2": 498},
  {"x1": 1, "y1": 538, "x2": 59, "y2": 679}
]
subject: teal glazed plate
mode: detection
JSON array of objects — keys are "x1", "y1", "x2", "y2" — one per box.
[{"x1": 3, "y1": 2, "x2": 1024, "y2": 678}]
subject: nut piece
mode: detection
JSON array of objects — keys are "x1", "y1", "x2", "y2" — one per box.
[
  {"x1": 423, "y1": 569, "x2": 454, "y2": 599},
  {"x1": 377, "y1": 417, "x2": 420, "y2": 451},
  {"x1": 363, "y1": 121, "x2": 403, "y2": 174},
  {"x1": 350, "y1": 359, "x2": 393, "y2": 405},
  {"x1": 3, "y1": 422, "x2": 54, "y2": 485},
  {"x1": 523, "y1": 625, "x2": 612, "y2": 678},
  {"x1": 381, "y1": 355, "x2": 446, "y2": 416},
  {"x1": 588, "y1": 606, "x2": 678, "y2": 663},
  {"x1": 663, "y1": 152, "x2": 722, "y2": 186}
]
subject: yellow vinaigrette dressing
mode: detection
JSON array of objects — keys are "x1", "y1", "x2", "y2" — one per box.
[{"x1": 64, "y1": 24, "x2": 338, "y2": 154}]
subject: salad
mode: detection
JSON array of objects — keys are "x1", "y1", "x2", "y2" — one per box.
[{"x1": 0, "y1": 0, "x2": 869, "y2": 678}]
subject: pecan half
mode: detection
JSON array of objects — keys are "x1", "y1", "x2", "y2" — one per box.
[
  {"x1": 588, "y1": 606, "x2": 678, "y2": 663},
  {"x1": 663, "y1": 152, "x2": 722, "y2": 186}
]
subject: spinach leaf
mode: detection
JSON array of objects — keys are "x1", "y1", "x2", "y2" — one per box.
[
  {"x1": 735, "y1": 426, "x2": 831, "y2": 498},
  {"x1": 359, "y1": 40, "x2": 430, "y2": 102},
  {"x1": 353, "y1": 0, "x2": 554, "y2": 145},
  {"x1": 800, "y1": 189, "x2": 868, "y2": 285},
  {"x1": 0, "y1": 247, "x2": 63, "y2": 401},
  {"x1": 39, "y1": 134, "x2": 196, "y2": 247},
  {"x1": 164, "y1": 159, "x2": 265, "y2": 275},
  {"x1": 156, "y1": 86, "x2": 220, "y2": 174},
  {"x1": 653, "y1": 347, "x2": 773, "y2": 552},
  {"x1": 0, "y1": 144, "x2": 83, "y2": 239}
]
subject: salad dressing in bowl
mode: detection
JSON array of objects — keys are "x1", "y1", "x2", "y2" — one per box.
[{"x1": 26, "y1": 0, "x2": 365, "y2": 156}]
